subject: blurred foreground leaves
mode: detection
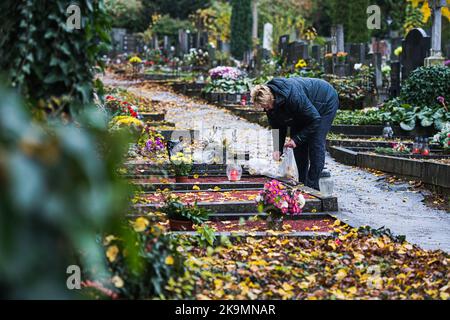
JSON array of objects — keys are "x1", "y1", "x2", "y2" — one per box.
[{"x1": 0, "y1": 86, "x2": 132, "y2": 298}]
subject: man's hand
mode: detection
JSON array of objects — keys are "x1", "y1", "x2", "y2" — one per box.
[
  {"x1": 273, "y1": 151, "x2": 281, "y2": 161},
  {"x1": 284, "y1": 139, "x2": 297, "y2": 149}
]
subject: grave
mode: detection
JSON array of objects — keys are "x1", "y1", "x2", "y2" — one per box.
[{"x1": 402, "y1": 28, "x2": 431, "y2": 79}]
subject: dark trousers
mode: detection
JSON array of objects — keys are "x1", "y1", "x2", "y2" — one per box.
[{"x1": 292, "y1": 100, "x2": 339, "y2": 190}]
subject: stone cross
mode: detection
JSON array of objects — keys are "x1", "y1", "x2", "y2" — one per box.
[
  {"x1": 262, "y1": 23, "x2": 273, "y2": 53},
  {"x1": 425, "y1": 0, "x2": 447, "y2": 66},
  {"x1": 336, "y1": 24, "x2": 345, "y2": 52}
]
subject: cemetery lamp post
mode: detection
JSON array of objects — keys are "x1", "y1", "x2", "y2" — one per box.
[{"x1": 425, "y1": 0, "x2": 447, "y2": 66}]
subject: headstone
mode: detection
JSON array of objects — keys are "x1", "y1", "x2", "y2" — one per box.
[
  {"x1": 402, "y1": 28, "x2": 430, "y2": 79},
  {"x1": 311, "y1": 45, "x2": 321, "y2": 63},
  {"x1": 163, "y1": 36, "x2": 170, "y2": 52},
  {"x1": 348, "y1": 43, "x2": 366, "y2": 74},
  {"x1": 178, "y1": 29, "x2": 189, "y2": 55},
  {"x1": 425, "y1": 0, "x2": 447, "y2": 66},
  {"x1": 111, "y1": 28, "x2": 127, "y2": 53},
  {"x1": 151, "y1": 35, "x2": 159, "y2": 50},
  {"x1": 199, "y1": 32, "x2": 209, "y2": 48},
  {"x1": 123, "y1": 34, "x2": 137, "y2": 53},
  {"x1": 445, "y1": 43, "x2": 450, "y2": 58},
  {"x1": 336, "y1": 24, "x2": 345, "y2": 52},
  {"x1": 262, "y1": 23, "x2": 273, "y2": 53},
  {"x1": 278, "y1": 35, "x2": 289, "y2": 58},
  {"x1": 330, "y1": 27, "x2": 338, "y2": 54},
  {"x1": 390, "y1": 61, "x2": 401, "y2": 98},
  {"x1": 287, "y1": 41, "x2": 309, "y2": 65},
  {"x1": 373, "y1": 53, "x2": 383, "y2": 90},
  {"x1": 188, "y1": 33, "x2": 196, "y2": 50}
]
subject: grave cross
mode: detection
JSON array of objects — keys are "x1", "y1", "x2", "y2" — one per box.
[{"x1": 425, "y1": 0, "x2": 447, "y2": 66}]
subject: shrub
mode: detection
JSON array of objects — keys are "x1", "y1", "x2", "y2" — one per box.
[{"x1": 400, "y1": 66, "x2": 450, "y2": 108}]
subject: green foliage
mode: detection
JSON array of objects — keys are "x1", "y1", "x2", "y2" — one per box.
[
  {"x1": 105, "y1": 0, "x2": 145, "y2": 32},
  {"x1": 399, "y1": 66, "x2": 450, "y2": 109},
  {"x1": 329, "y1": 0, "x2": 370, "y2": 43},
  {"x1": 194, "y1": 224, "x2": 217, "y2": 247},
  {"x1": 104, "y1": 223, "x2": 184, "y2": 299},
  {"x1": 230, "y1": 0, "x2": 252, "y2": 59},
  {"x1": 333, "y1": 109, "x2": 386, "y2": 125},
  {"x1": 0, "y1": 86, "x2": 132, "y2": 299},
  {"x1": 204, "y1": 78, "x2": 252, "y2": 94},
  {"x1": 0, "y1": 1, "x2": 111, "y2": 117},
  {"x1": 142, "y1": 0, "x2": 211, "y2": 20},
  {"x1": 160, "y1": 197, "x2": 211, "y2": 225},
  {"x1": 150, "y1": 14, "x2": 193, "y2": 38}
]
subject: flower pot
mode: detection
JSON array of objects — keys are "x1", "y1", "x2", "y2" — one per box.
[
  {"x1": 266, "y1": 214, "x2": 284, "y2": 231},
  {"x1": 169, "y1": 219, "x2": 194, "y2": 231},
  {"x1": 175, "y1": 176, "x2": 189, "y2": 183}
]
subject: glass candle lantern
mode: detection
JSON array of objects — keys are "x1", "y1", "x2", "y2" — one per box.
[
  {"x1": 226, "y1": 163, "x2": 242, "y2": 182},
  {"x1": 421, "y1": 138, "x2": 430, "y2": 156},
  {"x1": 412, "y1": 137, "x2": 420, "y2": 154},
  {"x1": 319, "y1": 171, "x2": 334, "y2": 197}
]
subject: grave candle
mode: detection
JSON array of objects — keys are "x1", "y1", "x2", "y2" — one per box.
[
  {"x1": 230, "y1": 169, "x2": 239, "y2": 181},
  {"x1": 227, "y1": 164, "x2": 242, "y2": 182}
]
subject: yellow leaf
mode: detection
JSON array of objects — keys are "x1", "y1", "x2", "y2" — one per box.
[
  {"x1": 192, "y1": 185, "x2": 200, "y2": 190},
  {"x1": 111, "y1": 275, "x2": 124, "y2": 288},
  {"x1": 193, "y1": 174, "x2": 199, "y2": 179},
  {"x1": 282, "y1": 282, "x2": 294, "y2": 291},
  {"x1": 106, "y1": 245, "x2": 119, "y2": 263},
  {"x1": 440, "y1": 292, "x2": 449, "y2": 300},
  {"x1": 333, "y1": 219, "x2": 341, "y2": 226},
  {"x1": 213, "y1": 186, "x2": 221, "y2": 192},
  {"x1": 214, "y1": 279, "x2": 223, "y2": 289},
  {"x1": 165, "y1": 255, "x2": 174, "y2": 265},
  {"x1": 335, "y1": 269, "x2": 348, "y2": 281},
  {"x1": 132, "y1": 217, "x2": 149, "y2": 232},
  {"x1": 347, "y1": 286, "x2": 357, "y2": 295}
]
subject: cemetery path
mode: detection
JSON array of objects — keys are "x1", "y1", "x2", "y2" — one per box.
[{"x1": 104, "y1": 75, "x2": 450, "y2": 252}]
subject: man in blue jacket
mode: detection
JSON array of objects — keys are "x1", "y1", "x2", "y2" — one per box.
[{"x1": 251, "y1": 77, "x2": 339, "y2": 190}]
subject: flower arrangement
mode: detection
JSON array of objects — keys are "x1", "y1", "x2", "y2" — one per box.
[
  {"x1": 437, "y1": 96, "x2": 448, "y2": 112},
  {"x1": 208, "y1": 66, "x2": 243, "y2": 80},
  {"x1": 374, "y1": 142, "x2": 411, "y2": 155},
  {"x1": 145, "y1": 130, "x2": 165, "y2": 153},
  {"x1": 295, "y1": 59, "x2": 308, "y2": 69},
  {"x1": 105, "y1": 95, "x2": 139, "y2": 118},
  {"x1": 169, "y1": 152, "x2": 193, "y2": 178},
  {"x1": 108, "y1": 116, "x2": 144, "y2": 136},
  {"x1": 255, "y1": 179, "x2": 305, "y2": 217},
  {"x1": 183, "y1": 48, "x2": 209, "y2": 67},
  {"x1": 129, "y1": 56, "x2": 142, "y2": 64},
  {"x1": 336, "y1": 52, "x2": 348, "y2": 63},
  {"x1": 324, "y1": 53, "x2": 333, "y2": 60},
  {"x1": 433, "y1": 122, "x2": 450, "y2": 151}
]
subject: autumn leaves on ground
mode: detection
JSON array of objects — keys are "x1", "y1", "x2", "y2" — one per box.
[{"x1": 96, "y1": 80, "x2": 450, "y2": 301}]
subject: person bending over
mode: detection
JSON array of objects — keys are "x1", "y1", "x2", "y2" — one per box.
[{"x1": 251, "y1": 77, "x2": 339, "y2": 190}]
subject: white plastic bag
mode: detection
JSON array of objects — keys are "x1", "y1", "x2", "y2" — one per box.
[
  {"x1": 276, "y1": 148, "x2": 298, "y2": 181},
  {"x1": 247, "y1": 158, "x2": 278, "y2": 177}
]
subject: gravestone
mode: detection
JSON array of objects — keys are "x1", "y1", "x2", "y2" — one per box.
[
  {"x1": 278, "y1": 35, "x2": 289, "y2": 59},
  {"x1": 348, "y1": 43, "x2": 366, "y2": 74},
  {"x1": 311, "y1": 45, "x2": 321, "y2": 63},
  {"x1": 336, "y1": 24, "x2": 345, "y2": 52},
  {"x1": 445, "y1": 43, "x2": 450, "y2": 58},
  {"x1": 402, "y1": 28, "x2": 430, "y2": 79},
  {"x1": 199, "y1": 32, "x2": 209, "y2": 48},
  {"x1": 425, "y1": 0, "x2": 447, "y2": 66},
  {"x1": 163, "y1": 36, "x2": 170, "y2": 52},
  {"x1": 373, "y1": 53, "x2": 383, "y2": 90},
  {"x1": 123, "y1": 34, "x2": 138, "y2": 53},
  {"x1": 188, "y1": 33, "x2": 196, "y2": 50},
  {"x1": 287, "y1": 41, "x2": 309, "y2": 65},
  {"x1": 111, "y1": 28, "x2": 127, "y2": 53},
  {"x1": 390, "y1": 61, "x2": 401, "y2": 98},
  {"x1": 151, "y1": 35, "x2": 159, "y2": 50},
  {"x1": 178, "y1": 30, "x2": 189, "y2": 55},
  {"x1": 262, "y1": 23, "x2": 273, "y2": 55}
]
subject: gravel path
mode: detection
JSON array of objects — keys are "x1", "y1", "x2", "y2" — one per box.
[{"x1": 105, "y1": 75, "x2": 450, "y2": 252}]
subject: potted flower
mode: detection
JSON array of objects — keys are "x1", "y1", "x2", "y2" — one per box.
[
  {"x1": 160, "y1": 195, "x2": 211, "y2": 231},
  {"x1": 255, "y1": 180, "x2": 306, "y2": 230},
  {"x1": 169, "y1": 152, "x2": 193, "y2": 182},
  {"x1": 336, "y1": 51, "x2": 348, "y2": 63},
  {"x1": 433, "y1": 122, "x2": 450, "y2": 154}
]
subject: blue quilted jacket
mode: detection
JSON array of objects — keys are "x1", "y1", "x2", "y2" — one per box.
[{"x1": 266, "y1": 77, "x2": 339, "y2": 149}]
